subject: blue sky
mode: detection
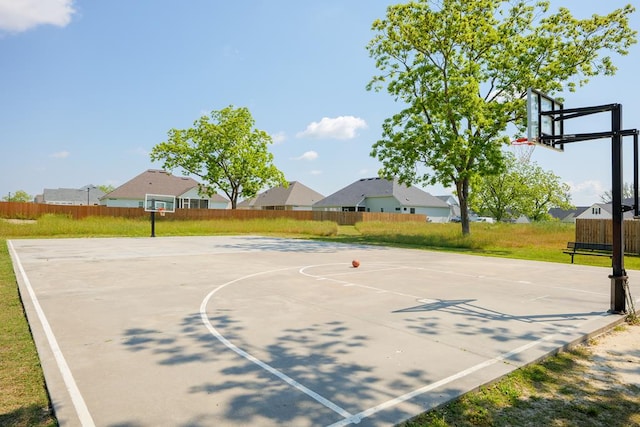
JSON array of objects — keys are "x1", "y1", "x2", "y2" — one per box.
[{"x1": 0, "y1": 0, "x2": 638, "y2": 206}]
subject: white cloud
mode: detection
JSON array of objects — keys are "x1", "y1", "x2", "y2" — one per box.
[
  {"x1": 271, "y1": 131, "x2": 287, "y2": 144},
  {"x1": 0, "y1": 0, "x2": 76, "y2": 33},
  {"x1": 293, "y1": 150, "x2": 318, "y2": 161},
  {"x1": 297, "y1": 116, "x2": 367, "y2": 140},
  {"x1": 50, "y1": 150, "x2": 70, "y2": 159},
  {"x1": 567, "y1": 179, "x2": 606, "y2": 206}
]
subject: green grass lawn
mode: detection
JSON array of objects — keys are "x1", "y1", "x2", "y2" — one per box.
[{"x1": 0, "y1": 216, "x2": 637, "y2": 426}]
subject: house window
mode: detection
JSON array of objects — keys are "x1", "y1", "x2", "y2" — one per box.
[
  {"x1": 592, "y1": 207, "x2": 601, "y2": 215},
  {"x1": 180, "y1": 199, "x2": 209, "y2": 209},
  {"x1": 410, "y1": 208, "x2": 416, "y2": 214}
]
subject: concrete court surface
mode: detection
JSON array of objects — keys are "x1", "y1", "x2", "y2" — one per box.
[{"x1": 7, "y1": 235, "x2": 633, "y2": 427}]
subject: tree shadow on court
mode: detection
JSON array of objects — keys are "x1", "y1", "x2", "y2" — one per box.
[
  {"x1": 214, "y1": 236, "x2": 381, "y2": 253},
  {"x1": 122, "y1": 313, "x2": 240, "y2": 365},
  {"x1": 187, "y1": 319, "x2": 385, "y2": 426},
  {"x1": 121, "y1": 313, "x2": 423, "y2": 425},
  {"x1": 394, "y1": 298, "x2": 602, "y2": 324},
  {"x1": 394, "y1": 298, "x2": 606, "y2": 362}
]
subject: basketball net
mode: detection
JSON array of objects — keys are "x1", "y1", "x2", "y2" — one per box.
[
  {"x1": 510, "y1": 137, "x2": 536, "y2": 163},
  {"x1": 158, "y1": 207, "x2": 166, "y2": 217}
]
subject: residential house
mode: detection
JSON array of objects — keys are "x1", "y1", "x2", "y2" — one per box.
[
  {"x1": 548, "y1": 207, "x2": 589, "y2": 223},
  {"x1": 100, "y1": 169, "x2": 229, "y2": 209},
  {"x1": 313, "y1": 177, "x2": 450, "y2": 222},
  {"x1": 575, "y1": 201, "x2": 635, "y2": 220},
  {"x1": 36, "y1": 185, "x2": 105, "y2": 205},
  {"x1": 436, "y1": 195, "x2": 460, "y2": 220},
  {"x1": 238, "y1": 181, "x2": 324, "y2": 211}
]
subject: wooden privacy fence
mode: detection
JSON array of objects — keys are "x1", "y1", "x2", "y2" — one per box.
[
  {"x1": 575, "y1": 218, "x2": 640, "y2": 255},
  {"x1": 0, "y1": 202, "x2": 427, "y2": 226}
]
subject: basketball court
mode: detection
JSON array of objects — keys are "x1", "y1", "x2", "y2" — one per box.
[{"x1": 8, "y1": 235, "x2": 631, "y2": 426}]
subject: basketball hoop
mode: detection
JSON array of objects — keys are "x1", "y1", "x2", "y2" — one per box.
[
  {"x1": 158, "y1": 207, "x2": 165, "y2": 217},
  {"x1": 510, "y1": 137, "x2": 536, "y2": 163},
  {"x1": 511, "y1": 137, "x2": 535, "y2": 146}
]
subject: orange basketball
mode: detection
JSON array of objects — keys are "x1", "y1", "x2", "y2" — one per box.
[{"x1": 352, "y1": 260, "x2": 360, "y2": 268}]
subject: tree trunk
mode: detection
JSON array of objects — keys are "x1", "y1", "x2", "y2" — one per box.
[
  {"x1": 456, "y1": 179, "x2": 471, "y2": 235},
  {"x1": 230, "y1": 188, "x2": 239, "y2": 209}
]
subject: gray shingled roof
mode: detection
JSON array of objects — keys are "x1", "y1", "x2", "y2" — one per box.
[
  {"x1": 102, "y1": 170, "x2": 200, "y2": 199},
  {"x1": 43, "y1": 186, "x2": 105, "y2": 204},
  {"x1": 548, "y1": 207, "x2": 587, "y2": 220},
  {"x1": 314, "y1": 177, "x2": 449, "y2": 208},
  {"x1": 242, "y1": 181, "x2": 324, "y2": 208}
]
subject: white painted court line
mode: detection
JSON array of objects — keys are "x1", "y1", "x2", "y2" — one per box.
[
  {"x1": 7, "y1": 240, "x2": 96, "y2": 427},
  {"x1": 199, "y1": 266, "x2": 356, "y2": 422}
]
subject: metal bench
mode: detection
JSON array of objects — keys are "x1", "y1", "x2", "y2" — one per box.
[{"x1": 564, "y1": 242, "x2": 613, "y2": 264}]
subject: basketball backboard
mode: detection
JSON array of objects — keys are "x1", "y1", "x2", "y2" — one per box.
[
  {"x1": 527, "y1": 88, "x2": 564, "y2": 151},
  {"x1": 144, "y1": 194, "x2": 176, "y2": 213}
]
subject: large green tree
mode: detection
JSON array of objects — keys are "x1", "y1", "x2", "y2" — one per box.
[
  {"x1": 470, "y1": 152, "x2": 572, "y2": 222},
  {"x1": 367, "y1": 0, "x2": 636, "y2": 234},
  {"x1": 151, "y1": 106, "x2": 287, "y2": 209},
  {"x1": 469, "y1": 153, "x2": 521, "y2": 222}
]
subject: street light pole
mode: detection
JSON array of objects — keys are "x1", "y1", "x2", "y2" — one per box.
[{"x1": 86, "y1": 186, "x2": 97, "y2": 206}]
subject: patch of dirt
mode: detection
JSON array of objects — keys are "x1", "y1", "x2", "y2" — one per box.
[
  {"x1": 1, "y1": 218, "x2": 36, "y2": 224},
  {"x1": 506, "y1": 322, "x2": 640, "y2": 427},
  {"x1": 584, "y1": 322, "x2": 640, "y2": 389}
]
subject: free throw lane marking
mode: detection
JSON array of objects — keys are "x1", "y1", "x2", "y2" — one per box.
[{"x1": 8, "y1": 240, "x2": 96, "y2": 427}]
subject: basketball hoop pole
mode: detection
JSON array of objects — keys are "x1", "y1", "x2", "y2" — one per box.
[
  {"x1": 150, "y1": 210, "x2": 156, "y2": 238},
  {"x1": 610, "y1": 104, "x2": 626, "y2": 314}
]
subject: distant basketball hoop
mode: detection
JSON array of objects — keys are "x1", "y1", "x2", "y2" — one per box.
[{"x1": 144, "y1": 194, "x2": 175, "y2": 237}]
